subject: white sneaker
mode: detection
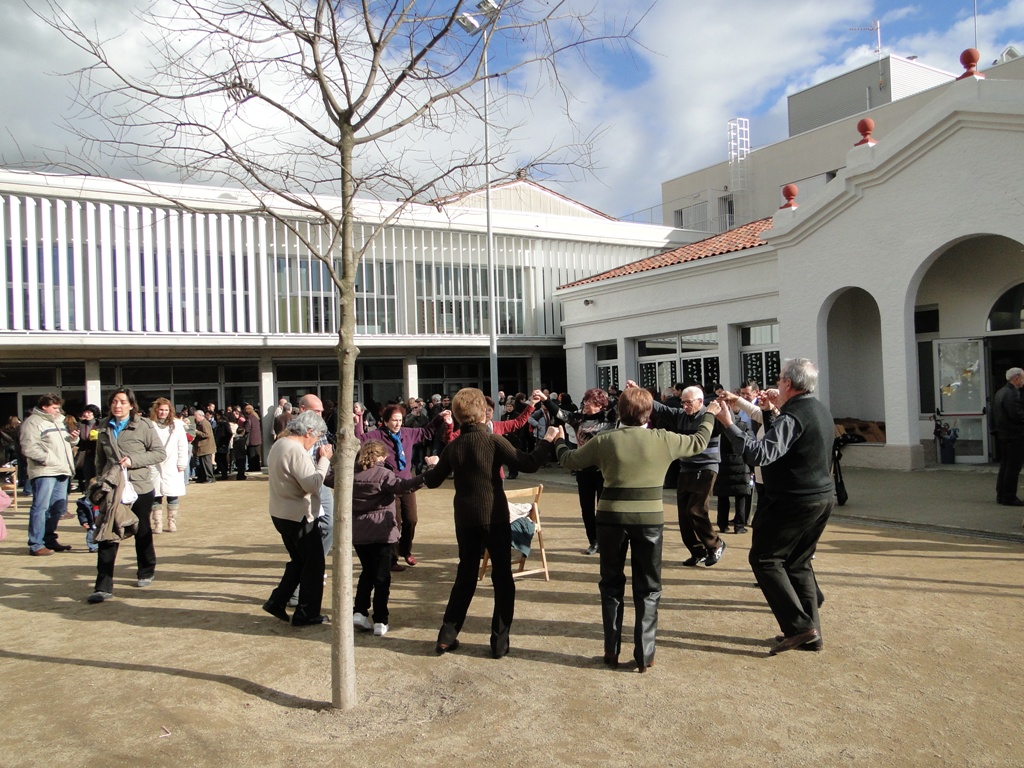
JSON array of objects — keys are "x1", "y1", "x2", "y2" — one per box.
[
  {"x1": 373, "y1": 622, "x2": 389, "y2": 637},
  {"x1": 353, "y1": 612, "x2": 373, "y2": 631}
]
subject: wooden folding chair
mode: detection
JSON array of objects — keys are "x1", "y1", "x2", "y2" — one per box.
[
  {"x1": 1, "y1": 465, "x2": 18, "y2": 510},
  {"x1": 479, "y1": 484, "x2": 549, "y2": 581}
]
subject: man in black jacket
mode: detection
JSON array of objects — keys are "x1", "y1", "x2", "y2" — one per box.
[
  {"x1": 714, "y1": 358, "x2": 834, "y2": 656},
  {"x1": 992, "y1": 367, "x2": 1024, "y2": 506},
  {"x1": 647, "y1": 385, "x2": 727, "y2": 567}
]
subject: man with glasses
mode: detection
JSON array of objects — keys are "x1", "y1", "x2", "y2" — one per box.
[
  {"x1": 645, "y1": 383, "x2": 727, "y2": 567},
  {"x1": 712, "y1": 358, "x2": 834, "y2": 655}
]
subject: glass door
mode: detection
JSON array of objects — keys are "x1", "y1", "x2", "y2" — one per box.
[{"x1": 934, "y1": 338, "x2": 988, "y2": 464}]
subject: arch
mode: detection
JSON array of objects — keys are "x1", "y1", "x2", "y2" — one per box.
[
  {"x1": 988, "y1": 282, "x2": 1024, "y2": 332},
  {"x1": 823, "y1": 287, "x2": 885, "y2": 433}
]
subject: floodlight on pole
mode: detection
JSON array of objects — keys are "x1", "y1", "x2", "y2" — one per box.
[{"x1": 458, "y1": 0, "x2": 502, "y2": 408}]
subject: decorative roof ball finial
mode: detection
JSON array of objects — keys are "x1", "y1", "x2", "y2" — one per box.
[
  {"x1": 780, "y1": 184, "x2": 798, "y2": 210},
  {"x1": 957, "y1": 48, "x2": 985, "y2": 80},
  {"x1": 855, "y1": 117, "x2": 876, "y2": 146}
]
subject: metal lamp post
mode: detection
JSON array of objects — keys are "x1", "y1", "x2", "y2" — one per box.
[{"x1": 458, "y1": 0, "x2": 501, "y2": 407}]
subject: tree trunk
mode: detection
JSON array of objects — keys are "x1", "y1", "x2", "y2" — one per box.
[{"x1": 331, "y1": 124, "x2": 359, "y2": 709}]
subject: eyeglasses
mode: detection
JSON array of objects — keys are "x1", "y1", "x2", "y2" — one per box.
[{"x1": 680, "y1": 398, "x2": 702, "y2": 406}]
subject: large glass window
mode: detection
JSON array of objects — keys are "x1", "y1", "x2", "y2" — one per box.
[
  {"x1": 637, "y1": 330, "x2": 719, "y2": 392},
  {"x1": 594, "y1": 343, "x2": 619, "y2": 392},
  {"x1": 988, "y1": 283, "x2": 1024, "y2": 331},
  {"x1": 740, "y1": 322, "x2": 780, "y2": 387}
]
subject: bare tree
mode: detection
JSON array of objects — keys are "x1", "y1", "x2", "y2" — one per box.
[{"x1": 39, "y1": 0, "x2": 643, "y2": 709}]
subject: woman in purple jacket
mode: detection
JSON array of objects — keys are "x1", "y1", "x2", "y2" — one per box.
[
  {"x1": 351, "y1": 440, "x2": 437, "y2": 636},
  {"x1": 355, "y1": 403, "x2": 448, "y2": 570}
]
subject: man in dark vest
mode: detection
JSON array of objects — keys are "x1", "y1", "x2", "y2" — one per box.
[
  {"x1": 992, "y1": 367, "x2": 1024, "y2": 506},
  {"x1": 713, "y1": 358, "x2": 834, "y2": 655},
  {"x1": 648, "y1": 384, "x2": 728, "y2": 567}
]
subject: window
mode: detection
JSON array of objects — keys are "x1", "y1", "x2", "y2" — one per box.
[
  {"x1": 915, "y1": 306, "x2": 940, "y2": 415},
  {"x1": 595, "y1": 343, "x2": 619, "y2": 391},
  {"x1": 740, "y1": 322, "x2": 780, "y2": 388},
  {"x1": 988, "y1": 284, "x2": 1024, "y2": 331},
  {"x1": 673, "y1": 201, "x2": 709, "y2": 231},
  {"x1": 637, "y1": 330, "x2": 720, "y2": 391}
]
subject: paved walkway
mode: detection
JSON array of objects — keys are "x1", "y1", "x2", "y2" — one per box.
[{"x1": 529, "y1": 462, "x2": 1024, "y2": 543}]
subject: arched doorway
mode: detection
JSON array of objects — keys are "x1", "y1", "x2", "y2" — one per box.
[
  {"x1": 824, "y1": 287, "x2": 885, "y2": 434},
  {"x1": 915, "y1": 236, "x2": 1024, "y2": 463}
]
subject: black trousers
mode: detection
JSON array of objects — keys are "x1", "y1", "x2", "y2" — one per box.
[
  {"x1": 575, "y1": 467, "x2": 603, "y2": 547},
  {"x1": 437, "y1": 522, "x2": 514, "y2": 657},
  {"x1": 267, "y1": 516, "x2": 325, "y2": 622},
  {"x1": 717, "y1": 494, "x2": 751, "y2": 530},
  {"x1": 996, "y1": 437, "x2": 1024, "y2": 501},
  {"x1": 94, "y1": 490, "x2": 156, "y2": 594},
  {"x1": 596, "y1": 523, "x2": 663, "y2": 668},
  {"x1": 748, "y1": 495, "x2": 833, "y2": 637},
  {"x1": 354, "y1": 542, "x2": 393, "y2": 625},
  {"x1": 677, "y1": 469, "x2": 721, "y2": 556}
]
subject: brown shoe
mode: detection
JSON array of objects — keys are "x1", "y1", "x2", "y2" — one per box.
[
  {"x1": 770, "y1": 628, "x2": 821, "y2": 656},
  {"x1": 30, "y1": 547, "x2": 54, "y2": 556}
]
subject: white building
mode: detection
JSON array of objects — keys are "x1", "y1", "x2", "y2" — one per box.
[
  {"x1": 0, "y1": 172, "x2": 694, "y2": 435},
  {"x1": 558, "y1": 49, "x2": 1024, "y2": 470}
]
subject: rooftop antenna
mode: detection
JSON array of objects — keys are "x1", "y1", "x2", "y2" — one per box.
[{"x1": 852, "y1": 20, "x2": 884, "y2": 90}]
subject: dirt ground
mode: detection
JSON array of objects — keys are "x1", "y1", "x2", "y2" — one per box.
[{"x1": 2, "y1": 474, "x2": 1023, "y2": 767}]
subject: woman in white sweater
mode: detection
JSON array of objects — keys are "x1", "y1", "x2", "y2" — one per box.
[
  {"x1": 148, "y1": 398, "x2": 189, "y2": 534},
  {"x1": 262, "y1": 410, "x2": 333, "y2": 627}
]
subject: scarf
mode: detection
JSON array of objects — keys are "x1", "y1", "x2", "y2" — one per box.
[
  {"x1": 385, "y1": 429, "x2": 406, "y2": 472},
  {"x1": 111, "y1": 417, "x2": 130, "y2": 440}
]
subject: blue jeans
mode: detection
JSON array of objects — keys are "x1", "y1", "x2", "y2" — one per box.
[{"x1": 27, "y1": 474, "x2": 70, "y2": 551}]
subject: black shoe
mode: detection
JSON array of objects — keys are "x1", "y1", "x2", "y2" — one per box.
[
  {"x1": 292, "y1": 613, "x2": 329, "y2": 627},
  {"x1": 734, "y1": 526, "x2": 748, "y2": 534},
  {"x1": 582, "y1": 544, "x2": 599, "y2": 555},
  {"x1": 435, "y1": 639, "x2": 461, "y2": 655},
  {"x1": 999, "y1": 498, "x2": 1024, "y2": 506},
  {"x1": 50, "y1": 543, "x2": 73, "y2": 552},
  {"x1": 262, "y1": 601, "x2": 290, "y2": 622},
  {"x1": 682, "y1": 553, "x2": 706, "y2": 567},
  {"x1": 704, "y1": 540, "x2": 726, "y2": 567}
]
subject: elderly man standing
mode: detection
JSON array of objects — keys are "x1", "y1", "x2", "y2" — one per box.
[
  {"x1": 712, "y1": 358, "x2": 834, "y2": 655},
  {"x1": 993, "y1": 367, "x2": 1024, "y2": 506},
  {"x1": 21, "y1": 393, "x2": 79, "y2": 555},
  {"x1": 640, "y1": 382, "x2": 727, "y2": 567}
]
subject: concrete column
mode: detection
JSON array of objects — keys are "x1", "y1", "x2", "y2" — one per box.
[
  {"x1": 258, "y1": 353, "x2": 275, "y2": 452},
  {"x1": 85, "y1": 360, "x2": 102, "y2": 407},
  {"x1": 527, "y1": 353, "x2": 542, "y2": 389},
  {"x1": 403, "y1": 356, "x2": 419, "y2": 400},
  {"x1": 718, "y1": 322, "x2": 739, "y2": 389}
]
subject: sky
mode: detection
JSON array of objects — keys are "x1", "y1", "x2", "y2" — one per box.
[{"x1": 2, "y1": 0, "x2": 1023, "y2": 221}]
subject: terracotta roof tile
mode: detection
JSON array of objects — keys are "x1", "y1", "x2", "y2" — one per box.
[{"x1": 560, "y1": 217, "x2": 774, "y2": 289}]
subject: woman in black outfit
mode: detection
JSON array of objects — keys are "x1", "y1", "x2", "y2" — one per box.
[{"x1": 423, "y1": 388, "x2": 559, "y2": 659}]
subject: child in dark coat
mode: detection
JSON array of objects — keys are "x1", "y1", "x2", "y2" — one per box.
[{"x1": 351, "y1": 440, "x2": 436, "y2": 636}]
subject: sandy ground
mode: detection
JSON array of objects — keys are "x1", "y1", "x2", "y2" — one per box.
[{"x1": 2, "y1": 474, "x2": 1023, "y2": 767}]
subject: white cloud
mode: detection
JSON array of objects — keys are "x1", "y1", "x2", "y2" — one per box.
[{"x1": 3, "y1": 0, "x2": 1024, "y2": 220}]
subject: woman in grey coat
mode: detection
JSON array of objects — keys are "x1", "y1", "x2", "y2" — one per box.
[{"x1": 87, "y1": 387, "x2": 166, "y2": 604}]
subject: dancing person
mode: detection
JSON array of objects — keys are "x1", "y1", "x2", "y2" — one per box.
[
  {"x1": 423, "y1": 388, "x2": 559, "y2": 659},
  {"x1": 553, "y1": 385, "x2": 719, "y2": 673},
  {"x1": 352, "y1": 440, "x2": 439, "y2": 637},
  {"x1": 21, "y1": 394, "x2": 79, "y2": 556},
  {"x1": 261, "y1": 410, "x2": 333, "y2": 627},
  {"x1": 87, "y1": 387, "x2": 166, "y2": 603},
  {"x1": 712, "y1": 358, "x2": 834, "y2": 655},
  {"x1": 543, "y1": 388, "x2": 617, "y2": 555},
  {"x1": 356, "y1": 402, "x2": 447, "y2": 570},
  {"x1": 645, "y1": 383, "x2": 728, "y2": 567},
  {"x1": 148, "y1": 398, "x2": 188, "y2": 534}
]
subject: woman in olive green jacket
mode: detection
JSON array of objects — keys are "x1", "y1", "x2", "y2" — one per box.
[{"x1": 87, "y1": 387, "x2": 166, "y2": 604}]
